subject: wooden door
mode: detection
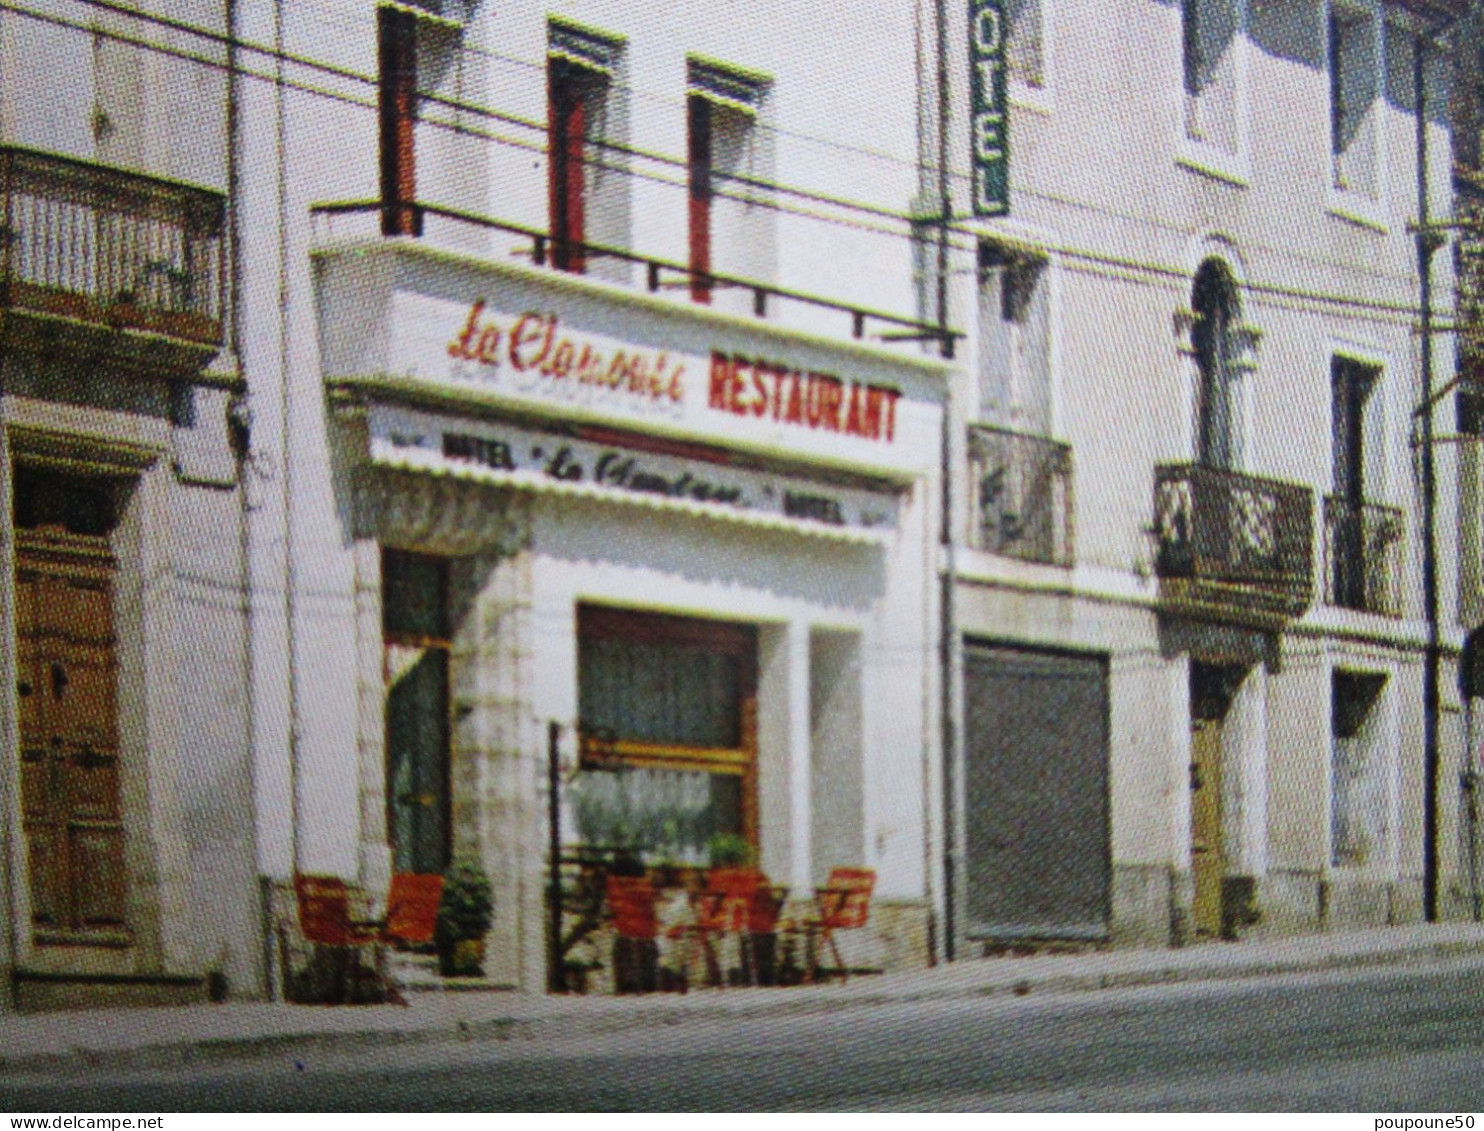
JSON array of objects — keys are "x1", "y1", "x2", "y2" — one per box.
[
  {"x1": 16, "y1": 537, "x2": 126, "y2": 934},
  {"x1": 1190, "y1": 717, "x2": 1224, "y2": 940}
]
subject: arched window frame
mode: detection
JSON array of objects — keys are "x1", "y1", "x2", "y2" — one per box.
[{"x1": 1174, "y1": 254, "x2": 1260, "y2": 471}]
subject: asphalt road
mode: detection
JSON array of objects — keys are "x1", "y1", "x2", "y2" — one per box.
[{"x1": 5, "y1": 956, "x2": 1484, "y2": 1111}]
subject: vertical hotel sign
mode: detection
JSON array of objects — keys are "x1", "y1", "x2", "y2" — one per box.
[{"x1": 970, "y1": 0, "x2": 1008, "y2": 216}]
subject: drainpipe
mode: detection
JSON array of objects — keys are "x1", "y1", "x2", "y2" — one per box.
[
  {"x1": 272, "y1": 0, "x2": 301, "y2": 884},
  {"x1": 225, "y1": 0, "x2": 267, "y2": 1001},
  {"x1": 1416, "y1": 28, "x2": 1443, "y2": 924},
  {"x1": 934, "y1": 0, "x2": 962, "y2": 963}
]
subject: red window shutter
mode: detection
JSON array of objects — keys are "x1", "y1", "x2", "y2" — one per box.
[
  {"x1": 688, "y1": 95, "x2": 712, "y2": 304},
  {"x1": 378, "y1": 6, "x2": 420, "y2": 237},
  {"x1": 548, "y1": 61, "x2": 588, "y2": 274}
]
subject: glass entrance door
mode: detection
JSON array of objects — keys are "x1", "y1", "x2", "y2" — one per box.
[{"x1": 382, "y1": 550, "x2": 451, "y2": 875}]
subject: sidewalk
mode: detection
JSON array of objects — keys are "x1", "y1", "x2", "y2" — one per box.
[{"x1": 4, "y1": 923, "x2": 1484, "y2": 1076}]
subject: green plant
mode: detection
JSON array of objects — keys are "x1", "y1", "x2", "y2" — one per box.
[
  {"x1": 435, "y1": 858, "x2": 493, "y2": 946},
  {"x1": 706, "y1": 832, "x2": 754, "y2": 869}
]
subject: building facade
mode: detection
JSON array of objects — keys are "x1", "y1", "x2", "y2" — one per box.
[
  {"x1": 244, "y1": 0, "x2": 951, "y2": 992},
  {"x1": 0, "y1": 0, "x2": 1478, "y2": 1011},
  {"x1": 0, "y1": 1, "x2": 259, "y2": 1008},
  {"x1": 937, "y1": 0, "x2": 1476, "y2": 952}
]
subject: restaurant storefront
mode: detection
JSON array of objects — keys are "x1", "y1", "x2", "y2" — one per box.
[{"x1": 310, "y1": 236, "x2": 947, "y2": 991}]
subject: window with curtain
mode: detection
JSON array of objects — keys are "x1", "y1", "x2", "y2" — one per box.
[{"x1": 573, "y1": 607, "x2": 757, "y2": 863}]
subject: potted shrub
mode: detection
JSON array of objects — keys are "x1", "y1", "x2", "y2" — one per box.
[
  {"x1": 435, "y1": 858, "x2": 493, "y2": 977},
  {"x1": 706, "y1": 833, "x2": 754, "y2": 869}
]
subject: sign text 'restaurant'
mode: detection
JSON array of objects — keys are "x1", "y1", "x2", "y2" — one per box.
[{"x1": 708, "y1": 351, "x2": 902, "y2": 443}]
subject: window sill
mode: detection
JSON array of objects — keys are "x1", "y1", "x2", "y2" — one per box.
[
  {"x1": 1009, "y1": 79, "x2": 1053, "y2": 116},
  {"x1": 1176, "y1": 139, "x2": 1250, "y2": 188},
  {"x1": 1324, "y1": 862, "x2": 1398, "y2": 881},
  {"x1": 1327, "y1": 189, "x2": 1387, "y2": 233}
]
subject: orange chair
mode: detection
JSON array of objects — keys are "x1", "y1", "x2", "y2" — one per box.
[
  {"x1": 787, "y1": 867, "x2": 876, "y2": 984},
  {"x1": 668, "y1": 866, "x2": 761, "y2": 988},
  {"x1": 369, "y1": 872, "x2": 445, "y2": 1005},
  {"x1": 383, "y1": 872, "x2": 444, "y2": 946},
  {"x1": 288, "y1": 874, "x2": 377, "y2": 1003},
  {"x1": 606, "y1": 873, "x2": 659, "y2": 993}
]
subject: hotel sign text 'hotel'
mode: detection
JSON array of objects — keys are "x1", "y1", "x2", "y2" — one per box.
[{"x1": 970, "y1": 0, "x2": 1008, "y2": 216}]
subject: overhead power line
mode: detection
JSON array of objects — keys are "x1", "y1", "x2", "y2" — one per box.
[{"x1": 18, "y1": 0, "x2": 941, "y2": 238}]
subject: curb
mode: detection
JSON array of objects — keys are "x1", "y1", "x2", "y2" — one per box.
[{"x1": 5, "y1": 935, "x2": 1484, "y2": 1078}]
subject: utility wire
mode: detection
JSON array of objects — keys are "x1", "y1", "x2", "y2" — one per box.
[
  {"x1": 35, "y1": 0, "x2": 933, "y2": 231},
  {"x1": 0, "y1": 0, "x2": 948, "y2": 250},
  {"x1": 3, "y1": 0, "x2": 1448, "y2": 311}
]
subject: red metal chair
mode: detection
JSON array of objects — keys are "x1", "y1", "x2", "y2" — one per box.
[
  {"x1": 294, "y1": 874, "x2": 357, "y2": 946},
  {"x1": 605, "y1": 873, "x2": 659, "y2": 993},
  {"x1": 383, "y1": 872, "x2": 444, "y2": 946},
  {"x1": 668, "y1": 866, "x2": 761, "y2": 988},
  {"x1": 786, "y1": 867, "x2": 876, "y2": 984},
  {"x1": 368, "y1": 872, "x2": 444, "y2": 1005},
  {"x1": 287, "y1": 874, "x2": 379, "y2": 1003}
]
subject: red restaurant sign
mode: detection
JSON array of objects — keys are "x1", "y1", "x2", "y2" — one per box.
[
  {"x1": 448, "y1": 302, "x2": 685, "y2": 406},
  {"x1": 708, "y1": 351, "x2": 902, "y2": 444},
  {"x1": 443, "y1": 302, "x2": 903, "y2": 446}
]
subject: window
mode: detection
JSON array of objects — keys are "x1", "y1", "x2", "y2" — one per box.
[
  {"x1": 1459, "y1": 377, "x2": 1484, "y2": 438},
  {"x1": 1191, "y1": 258, "x2": 1243, "y2": 470},
  {"x1": 1005, "y1": 0, "x2": 1044, "y2": 89},
  {"x1": 687, "y1": 60, "x2": 769, "y2": 305},
  {"x1": 1331, "y1": 671, "x2": 1389, "y2": 868},
  {"x1": 1182, "y1": 0, "x2": 1242, "y2": 153},
  {"x1": 548, "y1": 21, "x2": 623, "y2": 274},
  {"x1": 1331, "y1": 356, "x2": 1380, "y2": 507},
  {"x1": 972, "y1": 242, "x2": 1072, "y2": 565},
  {"x1": 977, "y1": 242, "x2": 1051, "y2": 430},
  {"x1": 1329, "y1": 4, "x2": 1379, "y2": 196},
  {"x1": 378, "y1": 5, "x2": 421, "y2": 236},
  {"x1": 573, "y1": 607, "x2": 757, "y2": 865},
  {"x1": 1328, "y1": 355, "x2": 1398, "y2": 613}
]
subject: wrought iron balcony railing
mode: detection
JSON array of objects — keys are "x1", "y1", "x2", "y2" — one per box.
[
  {"x1": 1153, "y1": 462, "x2": 1314, "y2": 619},
  {"x1": 1323, "y1": 495, "x2": 1404, "y2": 617},
  {"x1": 967, "y1": 424, "x2": 1074, "y2": 567},
  {"x1": 0, "y1": 145, "x2": 225, "y2": 347},
  {"x1": 310, "y1": 199, "x2": 960, "y2": 359},
  {"x1": 1456, "y1": 170, "x2": 1484, "y2": 373}
]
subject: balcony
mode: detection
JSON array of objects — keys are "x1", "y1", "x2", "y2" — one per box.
[
  {"x1": 311, "y1": 200, "x2": 958, "y2": 359},
  {"x1": 1323, "y1": 496, "x2": 1404, "y2": 617},
  {"x1": 0, "y1": 146, "x2": 225, "y2": 372},
  {"x1": 966, "y1": 424, "x2": 1074, "y2": 567},
  {"x1": 1153, "y1": 463, "x2": 1314, "y2": 621}
]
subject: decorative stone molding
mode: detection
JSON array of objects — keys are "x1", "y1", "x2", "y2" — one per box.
[
  {"x1": 1173, "y1": 307, "x2": 1262, "y2": 369},
  {"x1": 355, "y1": 467, "x2": 531, "y2": 557},
  {"x1": 1172, "y1": 305, "x2": 1198, "y2": 345}
]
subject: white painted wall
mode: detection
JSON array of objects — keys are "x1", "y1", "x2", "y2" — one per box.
[{"x1": 238, "y1": 0, "x2": 945, "y2": 899}]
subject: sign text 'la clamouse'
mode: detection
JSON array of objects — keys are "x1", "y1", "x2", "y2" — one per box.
[{"x1": 447, "y1": 301, "x2": 902, "y2": 445}]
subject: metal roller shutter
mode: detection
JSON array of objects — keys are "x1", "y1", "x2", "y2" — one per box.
[{"x1": 963, "y1": 642, "x2": 1111, "y2": 941}]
